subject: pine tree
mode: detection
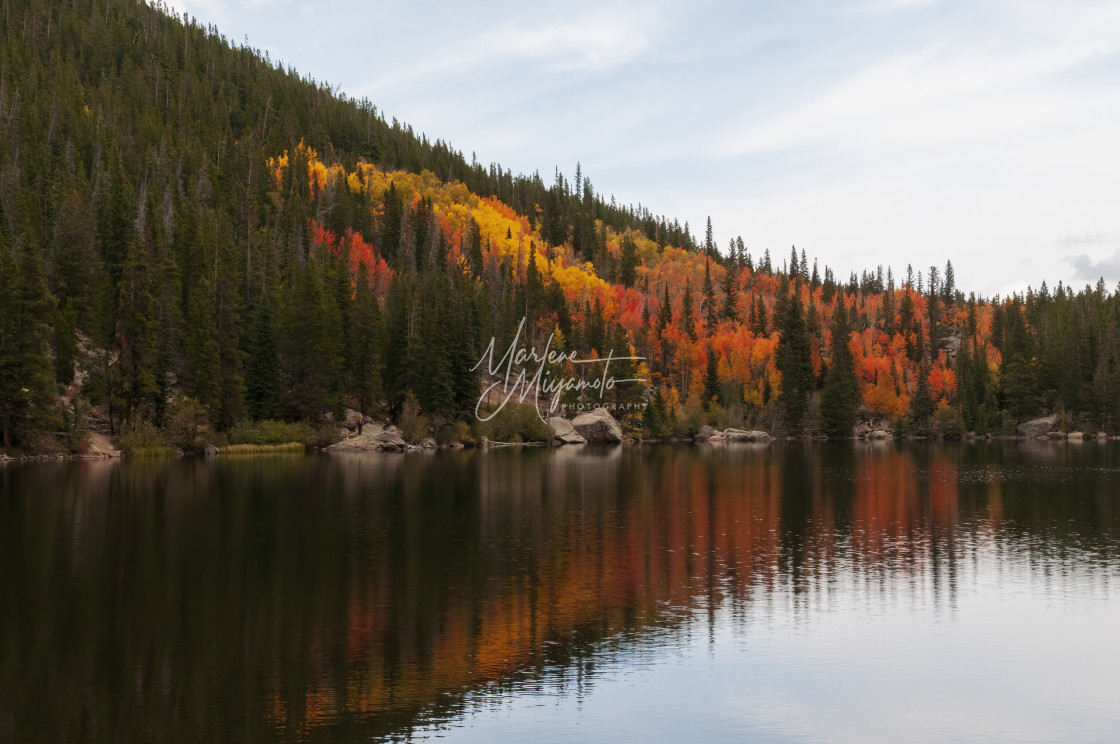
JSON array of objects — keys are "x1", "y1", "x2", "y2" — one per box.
[
  {"x1": 721, "y1": 264, "x2": 739, "y2": 322},
  {"x1": 619, "y1": 235, "x2": 639, "y2": 288},
  {"x1": 681, "y1": 280, "x2": 697, "y2": 341},
  {"x1": 703, "y1": 258, "x2": 719, "y2": 331},
  {"x1": 703, "y1": 345, "x2": 721, "y2": 409},
  {"x1": 775, "y1": 281, "x2": 813, "y2": 430},
  {"x1": 909, "y1": 358, "x2": 935, "y2": 429},
  {"x1": 245, "y1": 299, "x2": 280, "y2": 420},
  {"x1": 0, "y1": 229, "x2": 57, "y2": 448},
  {"x1": 821, "y1": 295, "x2": 859, "y2": 436},
  {"x1": 751, "y1": 296, "x2": 769, "y2": 336}
]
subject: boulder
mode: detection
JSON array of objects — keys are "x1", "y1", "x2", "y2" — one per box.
[
  {"x1": 722, "y1": 428, "x2": 775, "y2": 443},
  {"x1": 326, "y1": 424, "x2": 407, "y2": 452},
  {"x1": 549, "y1": 417, "x2": 587, "y2": 445},
  {"x1": 695, "y1": 425, "x2": 719, "y2": 441},
  {"x1": 1096, "y1": 432, "x2": 1109, "y2": 441},
  {"x1": 572, "y1": 408, "x2": 623, "y2": 443},
  {"x1": 203, "y1": 443, "x2": 219, "y2": 456},
  {"x1": 1067, "y1": 431, "x2": 1084, "y2": 441},
  {"x1": 85, "y1": 431, "x2": 121, "y2": 458},
  {"x1": 869, "y1": 429, "x2": 892, "y2": 440},
  {"x1": 1017, "y1": 415, "x2": 1058, "y2": 439},
  {"x1": 344, "y1": 408, "x2": 364, "y2": 429},
  {"x1": 419, "y1": 437, "x2": 438, "y2": 449}
]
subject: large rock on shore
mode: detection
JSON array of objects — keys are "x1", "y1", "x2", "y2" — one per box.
[
  {"x1": 549, "y1": 417, "x2": 587, "y2": 445},
  {"x1": 722, "y1": 428, "x2": 775, "y2": 443},
  {"x1": 695, "y1": 425, "x2": 719, "y2": 441},
  {"x1": 572, "y1": 409, "x2": 623, "y2": 443},
  {"x1": 327, "y1": 424, "x2": 407, "y2": 452},
  {"x1": 1017, "y1": 415, "x2": 1057, "y2": 439},
  {"x1": 85, "y1": 431, "x2": 121, "y2": 458}
]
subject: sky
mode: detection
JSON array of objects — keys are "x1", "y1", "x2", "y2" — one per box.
[{"x1": 175, "y1": 0, "x2": 1120, "y2": 297}]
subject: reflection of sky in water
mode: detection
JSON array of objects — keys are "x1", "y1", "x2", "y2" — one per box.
[{"x1": 415, "y1": 553, "x2": 1119, "y2": 744}]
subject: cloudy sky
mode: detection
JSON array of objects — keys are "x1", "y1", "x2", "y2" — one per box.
[{"x1": 177, "y1": 0, "x2": 1120, "y2": 296}]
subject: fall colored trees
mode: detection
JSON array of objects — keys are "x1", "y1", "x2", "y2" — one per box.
[{"x1": 2, "y1": 0, "x2": 1120, "y2": 451}]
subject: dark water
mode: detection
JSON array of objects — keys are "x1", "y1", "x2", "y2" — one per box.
[{"x1": 2, "y1": 442, "x2": 1119, "y2": 743}]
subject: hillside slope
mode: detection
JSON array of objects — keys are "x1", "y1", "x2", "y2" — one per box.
[{"x1": 2, "y1": 0, "x2": 1119, "y2": 452}]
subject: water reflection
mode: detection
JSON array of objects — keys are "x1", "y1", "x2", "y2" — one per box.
[{"x1": 1, "y1": 443, "x2": 1118, "y2": 743}]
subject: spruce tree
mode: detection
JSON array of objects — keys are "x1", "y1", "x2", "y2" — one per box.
[
  {"x1": 775, "y1": 282, "x2": 813, "y2": 430},
  {"x1": 703, "y1": 346, "x2": 721, "y2": 409},
  {"x1": 681, "y1": 280, "x2": 697, "y2": 341},
  {"x1": 245, "y1": 300, "x2": 280, "y2": 420},
  {"x1": 821, "y1": 295, "x2": 859, "y2": 437},
  {"x1": 909, "y1": 358, "x2": 935, "y2": 429},
  {"x1": 722, "y1": 265, "x2": 739, "y2": 322}
]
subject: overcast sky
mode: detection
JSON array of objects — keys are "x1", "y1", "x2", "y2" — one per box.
[{"x1": 177, "y1": 0, "x2": 1120, "y2": 297}]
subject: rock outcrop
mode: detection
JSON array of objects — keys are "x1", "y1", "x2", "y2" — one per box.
[
  {"x1": 572, "y1": 409, "x2": 623, "y2": 443},
  {"x1": 1017, "y1": 415, "x2": 1057, "y2": 438},
  {"x1": 549, "y1": 417, "x2": 587, "y2": 445},
  {"x1": 695, "y1": 425, "x2": 718, "y2": 441},
  {"x1": 84, "y1": 431, "x2": 121, "y2": 458},
  {"x1": 722, "y1": 428, "x2": 775, "y2": 443},
  {"x1": 344, "y1": 408, "x2": 364, "y2": 429},
  {"x1": 326, "y1": 424, "x2": 407, "y2": 452}
]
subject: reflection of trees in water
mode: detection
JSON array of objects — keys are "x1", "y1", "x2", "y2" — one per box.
[{"x1": 0, "y1": 443, "x2": 1117, "y2": 742}]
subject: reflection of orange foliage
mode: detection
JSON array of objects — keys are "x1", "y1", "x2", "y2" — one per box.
[{"x1": 256, "y1": 447, "x2": 983, "y2": 740}]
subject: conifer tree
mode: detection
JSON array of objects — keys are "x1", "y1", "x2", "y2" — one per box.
[
  {"x1": 681, "y1": 280, "x2": 697, "y2": 341},
  {"x1": 245, "y1": 299, "x2": 280, "y2": 420},
  {"x1": 775, "y1": 282, "x2": 813, "y2": 430},
  {"x1": 821, "y1": 295, "x2": 859, "y2": 436},
  {"x1": 703, "y1": 346, "x2": 721, "y2": 409},
  {"x1": 721, "y1": 265, "x2": 739, "y2": 322}
]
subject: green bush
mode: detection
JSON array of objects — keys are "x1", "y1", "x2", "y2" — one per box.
[
  {"x1": 398, "y1": 393, "x2": 431, "y2": 444},
  {"x1": 115, "y1": 419, "x2": 173, "y2": 456},
  {"x1": 164, "y1": 396, "x2": 209, "y2": 452},
  {"x1": 474, "y1": 402, "x2": 551, "y2": 442}
]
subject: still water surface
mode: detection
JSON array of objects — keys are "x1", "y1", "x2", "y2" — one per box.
[{"x1": 1, "y1": 443, "x2": 1118, "y2": 743}]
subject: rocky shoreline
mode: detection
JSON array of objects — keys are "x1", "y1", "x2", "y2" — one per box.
[{"x1": 4, "y1": 411, "x2": 1117, "y2": 462}]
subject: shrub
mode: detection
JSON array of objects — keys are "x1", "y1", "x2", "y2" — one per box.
[
  {"x1": 398, "y1": 392, "x2": 431, "y2": 444},
  {"x1": 115, "y1": 419, "x2": 173, "y2": 456},
  {"x1": 474, "y1": 402, "x2": 550, "y2": 442},
  {"x1": 164, "y1": 396, "x2": 209, "y2": 452},
  {"x1": 933, "y1": 401, "x2": 965, "y2": 438}
]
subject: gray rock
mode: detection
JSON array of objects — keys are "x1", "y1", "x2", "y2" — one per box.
[
  {"x1": 722, "y1": 428, "x2": 775, "y2": 443},
  {"x1": 326, "y1": 424, "x2": 407, "y2": 452},
  {"x1": 869, "y1": 429, "x2": 892, "y2": 440},
  {"x1": 344, "y1": 408, "x2": 364, "y2": 429},
  {"x1": 1017, "y1": 415, "x2": 1058, "y2": 438},
  {"x1": 549, "y1": 417, "x2": 587, "y2": 445},
  {"x1": 1067, "y1": 431, "x2": 1084, "y2": 441},
  {"x1": 203, "y1": 443, "x2": 219, "y2": 456},
  {"x1": 419, "y1": 437, "x2": 438, "y2": 449},
  {"x1": 695, "y1": 425, "x2": 718, "y2": 441},
  {"x1": 572, "y1": 408, "x2": 623, "y2": 443}
]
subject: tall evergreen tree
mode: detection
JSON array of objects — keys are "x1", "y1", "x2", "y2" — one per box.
[
  {"x1": 775, "y1": 282, "x2": 813, "y2": 430},
  {"x1": 821, "y1": 295, "x2": 859, "y2": 436}
]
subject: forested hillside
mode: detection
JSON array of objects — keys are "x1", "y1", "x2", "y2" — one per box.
[{"x1": 2, "y1": 0, "x2": 1120, "y2": 452}]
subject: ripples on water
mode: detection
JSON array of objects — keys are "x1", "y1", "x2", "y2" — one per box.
[{"x1": 1, "y1": 442, "x2": 1118, "y2": 743}]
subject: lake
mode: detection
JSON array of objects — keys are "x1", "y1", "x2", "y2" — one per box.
[{"x1": 1, "y1": 442, "x2": 1118, "y2": 743}]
